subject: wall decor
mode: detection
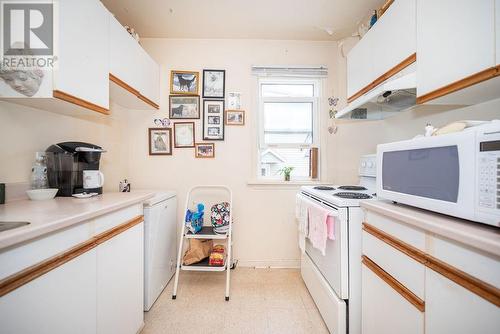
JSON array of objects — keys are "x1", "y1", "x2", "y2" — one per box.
[
  {"x1": 174, "y1": 122, "x2": 196, "y2": 148},
  {"x1": 203, "y1": 99, "x2": 225, "y2": 140},
  {"x1": 154, "y1": 118, "x2": 171, "y2": 127},
  {"x1": 195, "y1": 143, "x2": 215, "y2": 158},
  {"x1": 202, "y1": 69, "x2": 225, "y2": 98},
  {"x1": 227, "y1": 92, "x2": 241, "y2": 109},
  {"x1": 225, "y1": 110, "x2": 245, "y2": 126},
  {"x1": 169, "y1": 95, "x2": 200, "y2": 119},
  {"x1": 148, "y1": 128, "x2": 172, "y2": 155},
  {"x1": 170, "y1": 70, "x2": 199, "y2": 95}
]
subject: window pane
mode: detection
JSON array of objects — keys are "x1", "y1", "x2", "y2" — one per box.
[
  {"x1": 261, "y1": 84, "x2": 314, "y2": 97},
  {"x1": 264, "y1": 102, "x2": 312, "y2": 144},
  {"x1": 260, "y1": 148, "x2": 311, "y2": 179}
]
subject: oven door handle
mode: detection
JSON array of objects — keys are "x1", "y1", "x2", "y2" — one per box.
[{"x1": 301, "y1": 195, "x2": 339, "y2": 217}]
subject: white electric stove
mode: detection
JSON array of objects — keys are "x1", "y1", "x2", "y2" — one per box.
[{"x1": 298, "y1": 154, "x2": 376, "y2": 334}]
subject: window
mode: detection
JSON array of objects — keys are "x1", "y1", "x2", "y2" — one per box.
[{"x1": 257, "y1": 78, "x2": 320, "y2": 180}]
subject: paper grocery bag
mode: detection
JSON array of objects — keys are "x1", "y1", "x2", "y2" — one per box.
[{"x1": 183, "y1": 239, "x2": 213, "y2": 265}]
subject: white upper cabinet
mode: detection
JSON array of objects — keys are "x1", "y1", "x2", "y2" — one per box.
[
  {"x1": 55, "y1": 0, "x2": 110, "y2": 111},
  {"x1": 109, "y1": 13, "x2": 160, "y2": 109},
  {"x1": 416, "y1": 0, "x2": 496, "y2": 100},
  {"x1": 109, "y1": 13, "x2": 140, "y2": 92},
  {"x1": 347, "y1": 33, "x2": 374, "y2": 98},
  {"x1": 346, "y1": 0, "x2": 416, "y2": 100},
  {"x1": 138, "y1": 47, "x2": 160, "y2": 106},
  {"x1": 369, "y1": 0, "x2": 416, "y2": 80},
  {"x1": 496, "y1": 0, "x2": 500, "y2": 65}
]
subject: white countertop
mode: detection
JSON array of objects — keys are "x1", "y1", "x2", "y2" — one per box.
[
  {"x1": 0, "y1": 191, "x2": 155, "y2": 251},
  {"x1": 361, "y1": 200, "x2": 500, "y2": 258}
]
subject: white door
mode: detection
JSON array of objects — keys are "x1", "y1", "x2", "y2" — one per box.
[
  {"x1": 0, "y1": 249, "x2": 97, "y2": 334},
  {"x1": 416, "y1": 0, "x2": 496, "y2": 97},
  {"x1": 425, "y1": 269, "x2": 500, "y2": 334},
  {"x1": 144, "y1": 196, "x2": 177, "y2": 310},
  {"x1": 97, "y1": 223, "x2": 144, "y2": 334},
  {"x1": 55, "y1": 0, "x2": 109, "y2": 109},
  {"x1": 362, "y1": 261, "x2": 424, "y2": 334}
]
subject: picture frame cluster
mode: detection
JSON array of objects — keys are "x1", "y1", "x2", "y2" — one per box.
[{"x1": 149, "y1": 68, "x2": 245, "y2": 158}]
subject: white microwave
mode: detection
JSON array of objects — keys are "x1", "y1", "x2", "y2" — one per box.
[{"x1": 377, "y1": 121, "x2": 500, "y2": 227}]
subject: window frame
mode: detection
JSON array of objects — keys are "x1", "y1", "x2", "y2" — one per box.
[{"x1": 256, "y1": 77, "x2": 321, "y2": 180}]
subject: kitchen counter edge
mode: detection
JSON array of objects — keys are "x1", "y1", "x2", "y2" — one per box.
[
  {"x1": 361, "y1": 200, "x2": 500, "y2": 258},
  {"x1": 0, "y1": 191, "x2": 155, "y2": 251}
]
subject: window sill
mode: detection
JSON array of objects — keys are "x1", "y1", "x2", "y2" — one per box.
[{"x1": 246, "y1": 179, "x2": 325, "y2": 187}]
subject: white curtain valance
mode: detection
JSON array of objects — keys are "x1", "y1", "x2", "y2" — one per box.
[{"x1": 251, "y1": 65, "x2": 328, "y2": 77}]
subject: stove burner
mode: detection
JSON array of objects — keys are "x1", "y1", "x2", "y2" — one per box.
[
  {"x1": 313, "y1": 186, "x2": 335, "y2": 191},
  {"x1": 334, "y1": 192, "x2": 372, "y2": 199},
  {"x1": 338, "y1": 185, "x2": 367, "y2": 191}
]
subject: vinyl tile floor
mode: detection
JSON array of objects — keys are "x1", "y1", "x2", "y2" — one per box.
[{"x1": 141, "y1": 268, "x2": 329, "y2": 334}]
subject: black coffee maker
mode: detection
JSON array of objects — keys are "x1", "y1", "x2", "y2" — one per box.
[{"x1": 46, "y1": 142, "x2": 105, "y2": 197}]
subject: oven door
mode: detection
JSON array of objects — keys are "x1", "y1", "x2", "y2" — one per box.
[
  {"x1": 377, "y1": 130, "x2": 475, "y2": 221},
  {"x1": 300, "y1": 194, "x2": 349, "y2": 299}
]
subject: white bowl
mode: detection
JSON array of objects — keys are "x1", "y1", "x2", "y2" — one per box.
[{"x1": 26, "y1": 188, "x2": 59, "y2": 201}]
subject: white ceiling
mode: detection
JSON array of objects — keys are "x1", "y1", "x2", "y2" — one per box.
[{"x1": 101, "y1": 0, "x2": 385, "y2": 41}]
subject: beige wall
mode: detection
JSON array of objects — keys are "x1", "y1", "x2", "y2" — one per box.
[
  {"x1": 0, "y1": 101, "x2": 130, "y2": 192},
  {"x1": 127, "y1": 38, "x2": 339, "y2": 267}
]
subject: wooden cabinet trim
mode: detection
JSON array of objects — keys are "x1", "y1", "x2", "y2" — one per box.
[
  {"x1": 137, "y1": 94, "x2": 160, "y2": 109},
  {"x1": 347, "y1": 53, "x2": 416, "y2": 103},
  {"x1": 0, "y1": 215, "x2": 143, "y2": 297},
  {"x1": 109, "y1": 73, "x2": 159, "y2": 110},
  {"x1": 363, "y1": 223, "x2": 427, "y2": 264},
  {"x1": 379, "y1": 0, "x2": 395, "y2": 17},
  {"x1": 362, "y1": 255, "x2": 426, "y2": 312},
  {"x1": 416, "y1": 65, "x2": 500, "y2": 104},
  {"x1": 53, "y1": 90, "x2": 110, "y2": 115},
  {"x1": 109, "y1": 73, "x2": 140, "y2": 96},
  {"x1": 363, "y1": 222, "x2": 500, "y2": 307}
]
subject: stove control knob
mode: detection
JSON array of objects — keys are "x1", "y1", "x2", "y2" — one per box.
[
  {"x1": 368, "y1": 161, "x2": 374, "y2": 168},
  {"x1": 361, "y1": 162, "x2": 367, "y2": 167}
]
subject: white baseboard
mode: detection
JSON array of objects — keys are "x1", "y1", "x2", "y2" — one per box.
[{"x1": 236, "y1": 259, "x2": 300, "y2": 269}]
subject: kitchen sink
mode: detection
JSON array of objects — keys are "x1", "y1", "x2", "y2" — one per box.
[{"x1": 0, "y1": 221, "x2": 30, "y2": 232}]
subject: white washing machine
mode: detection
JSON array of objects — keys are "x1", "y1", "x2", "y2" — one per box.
[{"x1": 143, "y1": 191, "x2": 177, "y2": 311}]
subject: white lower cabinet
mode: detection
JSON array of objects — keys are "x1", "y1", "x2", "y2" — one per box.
[
  {"x1": 0, "y1": 210, "x2": 144, "y2": 334},
  {"x1": 97, "y1": 223, "x2": 144, "y2": 334},
  {"x1": 425, "y1": 269, "x2": 500, "y2": 334},
  {"x1": 0, "y1": 249, "x2": 97, "y2": 334},
  {"x1": 361, "y1": 262, "x2": 424, "y2": 334}
]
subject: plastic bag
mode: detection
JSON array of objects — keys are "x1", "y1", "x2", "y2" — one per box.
[{"x1": 185, "y1": 203, "x2": 204, "y2": 234}]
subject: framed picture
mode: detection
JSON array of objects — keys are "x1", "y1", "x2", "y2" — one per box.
[
  {"x1": 169, "y1": 95, "x2": 200, "y2": 119},
  {"x1": 203, "y1": 100, "x2": 224, "y2": 140},
  {"x1": 195, "y1": 143, "x2": 215, "y2": 158},
  {"x1": 173, "y1": 122, "x2": 195, "y2": 148},
  {"x1": 148, "y1": 128, "x2": 172, "y2": 155},
  {"x1": 227, "y1": 92, "x2": 241, "y2": 109},
  {"x1": 202, "y1": 69, "x2": 225, "y2": 98},
  {"x1": 225, "y1": 110, "x2": 245, "y2": 126},
  {"x1": 170, "y1": 70, "x2": 199, "y2": 95}
]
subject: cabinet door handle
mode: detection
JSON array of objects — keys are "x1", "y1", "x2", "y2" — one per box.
[{"x1": 362, "y1": 255, "x2": 425, "y2": 312}]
